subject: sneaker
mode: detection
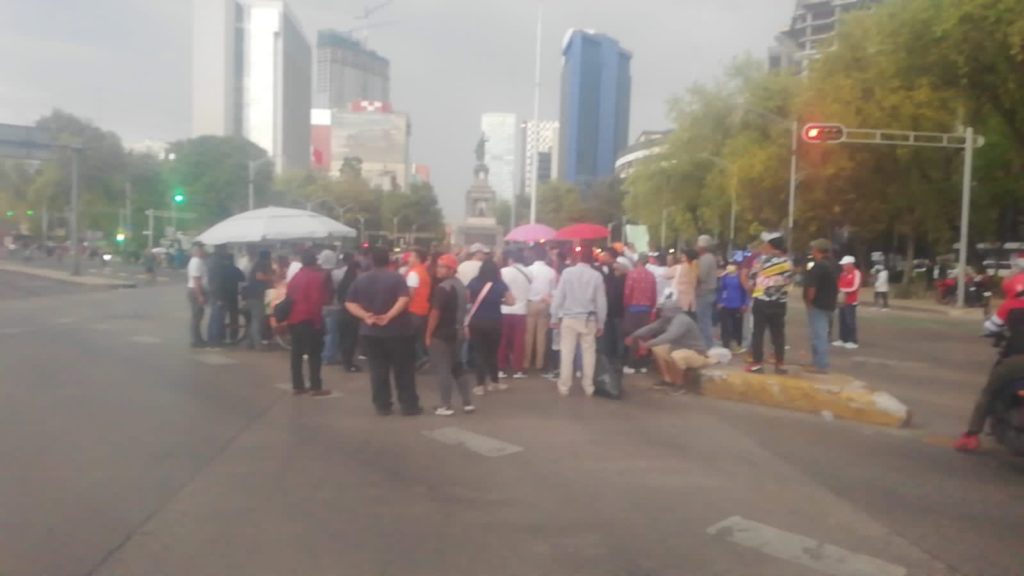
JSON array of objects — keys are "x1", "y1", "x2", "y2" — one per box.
[
  {"x1": 486, "y1": 383, "x2": 499, "y2": 392},
  {"x1": 954, "y1": 433, "x2": 980, "y2": 452},
  {"x1": 639, "y1": 367, "x2": 648, "y2": 374},
  {"x1": 774, "y1": 365, "x2": 789, "y2": 375},
  {"x1": 745, "y1": 363, "x2": 764, "y2": 374},
  {"x1": 498, "y1": 370, "x2": 509, "y2": 379},
  {"x1": 463, "y1": 405, "x2": 476, "y2": 413},
  {"x1": 496, "y1": 382, "x2": 510, "y2": 391},
  {"x1": 558, "y1": 389, "x2": 570, "y2": 397},
  {"x1": 832, "y1": 340, "x2": 845, "y2": 347},
  {"x1": 434, "y1": 406, "x2": 455, "y2": 417},
  {"x1": 357, "y1": 354, "x2": 368, "y2": 360},
  {"x1": 512, "y1": 371, "x2": 527, "y2": 379},
  {"x1": 543, "y1": 371, "x2": 559, "y2": 381},
  {"x1": 473, "y1": 386, "x2": 486, "y2": 396},
  {"x1": 622, "y1": 366, "x2": 636, "y2": 375},
  {"x1": 845, "y1": 342, "x2": 860, "y2": 349}
]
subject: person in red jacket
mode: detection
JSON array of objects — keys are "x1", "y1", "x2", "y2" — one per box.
[
  {"x1": 835, "y1": 255, "x2": 862, "y2": 349},
  {"x1": 622, "y1": 256, "x2": 658, "y2": 373},
  {"x1": 286, "y1": 249, "x2": 332, "y2": 396}
]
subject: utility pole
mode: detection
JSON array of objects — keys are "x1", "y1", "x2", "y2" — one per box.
[
  {"x1": 125, "y1": 181, "x2": 133, "y2": 239},
  {"x1": 956, "y1": 127, "x2": 975, "y2": 309},
  {"x1": 787, "y1": 120, "x2": 798, "y2": 246},
  {"x1": 147, "y1": 209, "x2": 155, "y2": 250},
  {"x1": 70, "y1": 149, "x2": 81, "y2": 276},
  {"x1": 529, "y1": 1, "x2": 543, "y2": 225}
]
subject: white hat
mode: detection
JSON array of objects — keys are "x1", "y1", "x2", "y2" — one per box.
[
  {"x1": 760, "y1": 231, "x2": 783, "y2": 242},
  {"x1": 840, "y1": 255, "x2": 856, "y2": 265},
  {"x1": 615, "y1": 256, "x2": 634, "y2": 270},
  {"x1": 469, "y1": 242, "x2": 492, "y2": 254},
  {"x1": 697, "y1": 234, "x2": 714, "y2": 248}
]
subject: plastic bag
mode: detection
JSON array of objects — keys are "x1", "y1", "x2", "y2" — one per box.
[{"x1": 594, "y1": 353, "x2": 623, "y2": 400}]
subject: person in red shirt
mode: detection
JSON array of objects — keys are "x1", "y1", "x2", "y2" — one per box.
[
  {"x1": 286, "y1": 249, "x2": 332, "y2": 396},
  {"x1": 623, "y1": 255, "x2": 658, "y2": 373},
  {"x1": 405, "y1": 248, "x2": 433, "y2": 369},
  {"x1": 835, "y1": 255, "x2": 862, "y2": 349}
]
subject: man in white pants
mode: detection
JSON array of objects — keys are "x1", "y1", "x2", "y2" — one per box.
[{"x1": 550, "y1": 248, "x2": 607, "y2": 397}]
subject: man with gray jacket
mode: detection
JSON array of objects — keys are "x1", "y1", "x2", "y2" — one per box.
[{"x1": 625, "y1": 301, "x2": 710, "y2": 388}]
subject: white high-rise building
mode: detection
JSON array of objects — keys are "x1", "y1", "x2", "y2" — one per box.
[
  {"x1": 191, "y1": 0, "x2": 312, "y2": 173},
  {"x1": 480, "y1": 113, "x2": 519, "y2": 200},
  {"x1": 521, "y1": 120, "x2": 559, "y2": 200}
]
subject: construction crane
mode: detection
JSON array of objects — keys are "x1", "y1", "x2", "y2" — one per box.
[{"x1": 354, "y1": 0, "x2": 394, "y2": 21}]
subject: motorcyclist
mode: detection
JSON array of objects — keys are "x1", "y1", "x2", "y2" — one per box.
[{"x1": 954, "y1": 272, "x2": 1024, "y2": 452}]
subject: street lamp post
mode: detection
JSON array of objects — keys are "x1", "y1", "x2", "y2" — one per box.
[
  {"x1": 698, "y1": 155, "x2": 739, "y2": 254},
  {"x1": 248, "y1": 157, "x2": 273, "y2": 211},
  {"x1": 355, "y1": 215, "x2": 366, "y2": 244}
]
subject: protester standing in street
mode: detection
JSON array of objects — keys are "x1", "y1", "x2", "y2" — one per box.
[
  {"x1": 603, "y1": 256, "x2": 629, "y2": 363},
  {"x1": 717, "y1": 257, "x2": 747, "y2": 352},
  {"x1": 466, "y1": 260, "x2": 515, "y2": 395},
  {"x1": 426, "y1": 254, "x2": 474, "y2": 416},
  {"x1": 803, "y1": 240, "x2": 839, "y2": 374},
  {"x1": 286, "y1": 250, "x2": 331, "y2": 396},
  {"x1": 551, "y1": 247, "x2": 607, "y2": 397},
  {"x1": 335, "y1": 253, "x2": 362, "y2": 372},
  {"x1": 246, "y1": 250, "x2": 274, "y2": 350},
  {"x1": 695, "y1": 235, "x2": 719, "y2": 349},
  {"x1": 836, "y1": 255, "x2": 862, "y2": 349},
  {"x1": 525, "y1": 246, "x2": 558, "y2": 372},
  {"x1": 405, "y1": 248, "x2": 432, "y2": 369},
  {"x1": 739, "y1": 241, "x2": 762, "y2": 351},
  {"x1": 208, "y1": 250, "x2": 244, "y2": 346},
  {"x1": 457, "y1": 243, "x2": 490, "y2": 285},
  {"x1": 187, "y1": 243, "x2": 208, "y2": 348},
  {"x1": 623, "y1": 255, "x2": 658, "y2": 373},
  {"x1": 498, "y1": 249, "x2": 531, "y2": 379},
  {"x1": 345, "y1": 248, "x2": 421, "y2": 415},
  {"x1": 873, "y1": 263, "x2": 890, "y2": 310},
  {"x1": 746, "y1": 233, "x2": 794, "y2": 374}
]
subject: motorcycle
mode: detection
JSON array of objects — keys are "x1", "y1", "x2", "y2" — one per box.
[{"x1": 984, "y1": 333, "x2": 1024, "y2": 456}]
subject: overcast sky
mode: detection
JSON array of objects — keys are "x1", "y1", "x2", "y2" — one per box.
[{"x1": 0, "y1": 0, "x2": 794, "y2": 221}]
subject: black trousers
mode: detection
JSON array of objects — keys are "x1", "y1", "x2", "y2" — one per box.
[
  {"x1": 720, "y1": 307, "x2": 743, "y2": 348},
  {"x1": 363, "y1": 334, "x2": 419, "y2": 412},
  {"x1": 470, "y1": 318, "x2": 502, "y2": 386},
  {"x1": 751, "y1": 300, "x2": 787, "y2": 365},
  {"x1": 290, "y1": 321, "x2": 324, "y2": 391},
  {"x1": 222, "y1": 297, "x2": 239, "y2": 342},
  {"x1": 339, "y1": 311, "x2": 360, "y2": 368}
]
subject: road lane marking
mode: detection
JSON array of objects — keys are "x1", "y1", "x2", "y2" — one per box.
[
  {"x1": 706, "y1": 516, "x2": 906, "y2": 576},
  {"x1": 273, "y1": 383, "x2": 342, "y2": 398},
  {"x1": 196, "y1": 353, "x2": 239, "y2": 366},
  {"x1": 423, "y1": 427, "x2": 524, "y2": 458},
  {"x1": 129, "y1": 336, "x2": 162, "y2": 344}
]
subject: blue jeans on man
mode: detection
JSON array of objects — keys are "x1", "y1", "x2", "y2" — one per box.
[
  {"x1": 696, "y1": 292, "x2": 716, "y2": 349},
  {"x1": 807, "y1": 306, "x2": 831, "y2": 371},
  {"x1": 322, "y1": 306, "x2": 341, "y2": 364},
  {"x1": 207, "y1": 300, "x2": 225, "y2": 345}
]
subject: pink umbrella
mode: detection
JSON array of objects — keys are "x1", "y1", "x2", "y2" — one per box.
[{"x1": 505, "y1": 223, "x2": 557, "y2": 243}]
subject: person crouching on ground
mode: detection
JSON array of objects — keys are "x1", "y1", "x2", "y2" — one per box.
[{"x1": 624, "y1": 300, "x2": 709, "y2": 390}]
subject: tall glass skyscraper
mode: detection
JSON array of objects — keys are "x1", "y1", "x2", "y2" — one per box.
[
  {"x1": 480, "y1": 113, "x2": 519, "y2": 200},
  {"x1": 559, "y1": 30, "x2": 632, "y2": 190}
]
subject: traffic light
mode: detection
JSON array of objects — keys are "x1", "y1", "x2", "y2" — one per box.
[
  {"x1": 115, "y1": 232, "x2": 126, "y2": 244},
  {"x1": 4, "y1": 210, "x2": 13, "y2": 218},
  {"x1": 25, "y1": 210, "x2": 34, "y2": 216},
  {"x1": 172, "y1": 188, "x2": 186, "y2": 204},
  {"x1": 802, "y1": 123, "x2": 846, "y2": 143}
]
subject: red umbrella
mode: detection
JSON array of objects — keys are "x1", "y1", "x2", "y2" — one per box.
[{"x1": 554, "y1": 223, "x2": 610, "y2": 241}]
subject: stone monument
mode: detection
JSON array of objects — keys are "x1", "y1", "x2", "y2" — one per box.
[{"x1": 454, "y1": 134, "x2": 504, "y2": 250}]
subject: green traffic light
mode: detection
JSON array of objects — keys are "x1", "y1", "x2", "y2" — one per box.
[
  {"x1": 26, "y1": 210, "x2": 34, "y2": 216},
  {"x1": 115, "y1": 232, "x2": 126, "y2": 243},
  {"x1": 173, "y1": 191, "x2": 186, "y2": 204},
  {"x1": 5, "y1": 211, "x2": 14, "y2": 217}
]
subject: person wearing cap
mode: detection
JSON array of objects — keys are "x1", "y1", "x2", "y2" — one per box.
[
  {"x1": 718, "y1": 254, "x2": 747, "y2": 353},
  {"x1": 835, "y1": 255, "x2": 862, "y2": 349},
  {"x1": 186, "y1": 243, "x2": 209, "y2": 348},
  {"x1": 625, "y1": 300, "x2": 709, "y2": 389},
  {"x1": 694, "y1": 234, "x2": 719, "y2": 349},
  {"x1": 804, "y1": 239, "x2": 839, "y2": 373},
  {"x1": 746, "y1": 233, "x2": 794, "y2": 374},
  {"x1": 457, "y1": 243, "x2": 490, "y2": 286},
  {"x1": 318, "y1": 248, "x2": 343, "y2": 364},
  {"x1": 425, "y1": 254, "x2": 475, "y2": 416}
]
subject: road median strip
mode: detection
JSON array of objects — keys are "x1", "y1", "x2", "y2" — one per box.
[
  {"x1": 700, "y1": 367, "x2": 911, "y2": 428},
  {"x1": 0, "y1": 261, "x2": 135, "y2": 288}
]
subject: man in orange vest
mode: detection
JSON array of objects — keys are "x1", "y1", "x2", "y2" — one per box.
[{"x1": 406, "y1": 248, "x2": 433, "y2": 369}]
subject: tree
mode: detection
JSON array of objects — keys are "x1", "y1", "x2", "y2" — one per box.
[
  {"x1": 380, "y1": 181, "x2": 445, "y2": 244},
  {"x1": 536, "y1": 181, "x2": 588, "y2": 229},
  {"x1": 494, "y1": 193, "x2": 530, "y2": 233}
]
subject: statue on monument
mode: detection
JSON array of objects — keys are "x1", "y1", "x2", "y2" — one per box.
[{"x1": 474, "y1": 134, "x2": 490, "y2": 181}]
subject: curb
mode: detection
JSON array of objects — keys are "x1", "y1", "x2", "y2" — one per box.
[
  {"x1": 700, "y1": 368, "x2": 911, "y2": 428},
  {"x1": 0, "y1": 261, "x2": 136, "y2": 288}
]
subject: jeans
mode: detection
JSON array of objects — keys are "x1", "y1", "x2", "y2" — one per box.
[
  {"x1": 558, "y1": 316, "x2": 598, "y2": 395},
  {"x1": 498, "y1": 313, "x2": 527, "y2": 372},
  {"x1": 290, "y1": 321, "x2": 324, "y2": 391},
  {"x1": 411, "y1": 314, "x2": 428, "y2": 363},
  {"x1": 429, "y1": 338, "x2": 472, "y2": 408},
  {"x1": 469, "y1": 318, "x2": 502, "y2": 386},
  {"x1": 838, "y1": 304, "x2": 858, "y2": 344},
  {"x1": 188, "y1": 290, "x2": 206, "y2": 346},
  {"x1": 751, "y1": 300, "x2": 787, "y2": 365},
  {"x1": 524, "y1": 301, "x2": 550, "y2": 370},
  {"x1": 363, "y1": 334, "x2": 419, "y2": 412},
  {"x1": 322, "y1": 306, "x2": 341, "y2": 363},
  {"x1": 719, "y1": 307, "x2": 743, "y2": 349},
  {"x1": 207, "y1": 300, "x2": 225, "y2": 345},
  {"x1": 246, "y1": 297, "x2": 266, "y2": 349},
  {"x1": 807, "y1": 306, "x2": 831, "y2": 371},
  {"x1": 696, "y1": 292, "x2": 716, "y2": 349},
  {"x1": 339, "y1": 311, "x2": 360, "y2": 368}
]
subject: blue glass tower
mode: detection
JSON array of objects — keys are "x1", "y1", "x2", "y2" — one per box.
[{"x1": 559, "y1": 30, "x2": 632, "y2": 190}]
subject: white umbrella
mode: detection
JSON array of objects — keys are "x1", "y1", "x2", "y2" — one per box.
[{"x1": 195, "y1": 206, "x2": 356, "y2": 245}]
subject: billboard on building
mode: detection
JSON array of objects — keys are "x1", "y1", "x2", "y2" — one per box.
[{"x1": 331, "y1": 109, "x2": 409, "y2": 191}]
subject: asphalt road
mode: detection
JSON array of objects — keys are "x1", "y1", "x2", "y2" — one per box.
[{"x1": 0, "y1": 280, "x2": 1021, "y2": 576}]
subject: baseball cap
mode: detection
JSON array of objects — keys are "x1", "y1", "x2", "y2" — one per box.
[
  {"x1": 437, "y1": 254, "x2": 458, "y2": 269},
  {"x1": 469, "y1": 242, "x2": 491, "y2": 254},
  {"x1": 697, "y1": 235, "x2": 714, "y2": 248},
  {"x1": 840, "y1": 255, "x2": 856, "y2": 265}
]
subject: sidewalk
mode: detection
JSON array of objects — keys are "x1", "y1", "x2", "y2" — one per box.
[
  {"x1": 0, "y1": 260, "x2": 136, "y2": 288},
  {"x1": 863, "y1": 288, "x2": 990, "y2": 318}
]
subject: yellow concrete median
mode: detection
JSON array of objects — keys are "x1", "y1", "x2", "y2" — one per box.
[{"x1": 700, "y1": 368, "x2": 911, "y2": 428}]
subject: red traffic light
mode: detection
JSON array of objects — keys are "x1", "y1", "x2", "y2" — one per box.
[{"x1": 802, "y1": 123, "x2": 846, "y2": 143}]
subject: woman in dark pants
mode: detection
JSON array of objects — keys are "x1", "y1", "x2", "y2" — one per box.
[
  {"x1": 466, "y1": 260, "x2": 515, "y2": 396},
  {"x1": 335, "y1": 255, "x2": 362, "y2": 372}
]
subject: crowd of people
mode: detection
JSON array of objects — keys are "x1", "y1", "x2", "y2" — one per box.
[{"x1": 181, "y1": 233, "x2": 891, "y2": 416}]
